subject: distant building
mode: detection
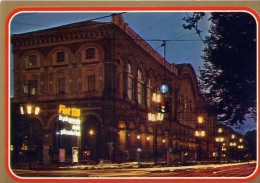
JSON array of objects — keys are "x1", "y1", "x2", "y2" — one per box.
[
  {"x1": 214, "y1": 124, "x2": 246, "y2": 161},
  {"x1": 11, "y1": 13, "x2": 217, "y2": 164}
]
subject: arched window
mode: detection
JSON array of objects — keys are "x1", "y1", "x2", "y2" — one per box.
[
  {"x1": 87, "y1": 70, "x2": 96, "y2": 92},
  {"x1": 127, "y1": 63, "x2": 134, "y2": 100},
  {"x1": 137, "y1": 68, "x2": 144, "y2": 104}
]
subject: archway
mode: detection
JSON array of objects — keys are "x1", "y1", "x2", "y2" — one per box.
[
  {"x1": 81, "y1": 115, "x2": 101, "y2": 163},
  {"x1": 18, "y1": 117, "x2": 43, "y2": 165}
]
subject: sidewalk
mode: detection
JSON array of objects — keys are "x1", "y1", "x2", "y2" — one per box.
[{"x1": 10, "y1": 162, "x2": 82, "y2": 170}]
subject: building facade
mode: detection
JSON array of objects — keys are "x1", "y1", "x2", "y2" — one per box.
[{"x1": 11, "y1": 14, "x2": 217, "y2": 164}]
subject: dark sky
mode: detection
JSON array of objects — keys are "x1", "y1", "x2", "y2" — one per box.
[{"x1": 10, "y1": 12, "x2": 210, "y2": 70}]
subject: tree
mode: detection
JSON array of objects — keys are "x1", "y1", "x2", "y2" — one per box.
[
  {"x1": 183, "y1": 12, "x2": 257, "y2": 126},
  {"x1": 244, "y1": 130, "x2": 257, "y2": 160}
]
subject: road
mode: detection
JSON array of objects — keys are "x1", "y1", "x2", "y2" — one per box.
[{"x1": 11, "y1": 162, "x2": 257, "y2": 179}]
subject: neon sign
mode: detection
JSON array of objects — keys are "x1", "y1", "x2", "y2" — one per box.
[
  {"x1": 58, "y1": 104, "x2": 81, "y2": 136},
  {"x1": 59, "y1": 104, "x2": 80, "y2": 117}
]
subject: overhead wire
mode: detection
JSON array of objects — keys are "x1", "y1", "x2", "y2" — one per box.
[
  {"x1": 137, "y1": 13, "x2": 182, "y2": 34},
  {"x1": 11, "y1": 12, "x2": 127, "y2": 31}
]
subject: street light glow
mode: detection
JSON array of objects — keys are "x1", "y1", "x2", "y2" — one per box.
[
  {"x1": 27, "y1": 104, "x2": 32, "y2": 115},
  {"x1": 218, "y1": 128, "x2": 223, "y2": 133},
  {"x1": 215, "y1": 137, "x2": 224, "y2": 142},
  {"x1": 35, "y1": 106, "x2": 40, "y2": 115},
  {"x1": 148, "y1": 112, "x2": 164, "y2": 122},
  {"x1": 89, "y1": 129, "x2": 94, "y2": 135},
  {"x1": 197, "y1": 116, "x2": 203, "y2": 123},
  {"x1": 195, "y1": 130, "x2": 206, "y2": 137},
  {"x1": 230, "y1": 142, "x2": 237, "y2": 146},
  {"x1": 20, "y1": 106, "x2": 24, "y2": 115}
]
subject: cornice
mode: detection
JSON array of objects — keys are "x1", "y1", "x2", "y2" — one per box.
[
  {"x1": 11, "y1": 23, "x2": 114, "y2": 48},
  {"x1": 11, "y1": 19, "x2": 178, "y2": 76}
]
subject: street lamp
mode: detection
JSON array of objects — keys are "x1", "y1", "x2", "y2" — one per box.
[
  {"x1": 237, "y1": 138, "x2": 244, "y2": 161},
  {"x1": 230, "y1": 141, "x2": 237, "y2": 161},
  {"x1": 20, "y1": 81, "x2": 40, "y2": 170},
  {"x1": 229, "y1": 134, "x2": 237, "y2": 161},
  {"x1": 148, "y1": 92, "x2": 164, "y2": 165},
  {"x1": 20, "y1": 104, "x2": 40, "y2": 116},
  {"x1": 20, "y1": 104, "x2": 40, "y2": 170},
  {"x1": 215, "y1": 127, "x2": 224, "y2": 163},
  {"x1": 195, "y1": 116, "x2": 205, "y2": 162},
  {"x1": 215, "y1": 137, "x2": 224, "y2": 163},
  {"x1": 89, "y1": 129, "x2": 95, "y2": 136}
]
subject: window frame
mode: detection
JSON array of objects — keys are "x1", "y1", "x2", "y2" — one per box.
[
  {"x1": 85, "y1": 48, "x2": 95, "y2": 59},
  {"x1": 56, "y1": 51, "x2": 65, "y2": 63},
  {"x1": 147, "y1": 78, "x2": 153, "y2": 107},
  {"x1": 137, "y1": 68, "x2": 145, "y2": 104},
  {"x1": 127, "y1": 63, "x2": 134, "y2": 100},
  {"x1": 28, "y1": 55, "x2": 37, "y2": 66}
]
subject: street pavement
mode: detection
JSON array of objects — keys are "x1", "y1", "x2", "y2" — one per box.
[{"x1": 10, "y1": 161, "x2": 257, "y2": 178}]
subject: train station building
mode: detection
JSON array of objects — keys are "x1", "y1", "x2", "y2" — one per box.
[{"x1": 11, "y1": 13, "x2": 217, "y2": 165}]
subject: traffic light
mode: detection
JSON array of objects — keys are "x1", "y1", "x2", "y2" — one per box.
[
  {"x1": 160, "y1": 101, "x2": 171, "y2": 113},
  {"x1": 161, "y1": 101, "x2": 166, "y2": 113},
  {"x1": 157, "y1": 101, "x2": 171, "y2": 113}
]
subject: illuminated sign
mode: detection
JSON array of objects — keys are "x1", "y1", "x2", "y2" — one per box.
[
  {"x1": 159, "y1": 84, "x2": 169, "y2": 94},
  {"x1": 58, "y1": 104, "x2": 81, "y2": 136},
  {"x1": 59, "y1": 104, "x2": 80, "y2": 117}
]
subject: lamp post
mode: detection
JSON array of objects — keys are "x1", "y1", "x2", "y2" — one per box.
[
  {"x1": 20, "y1": 81, "x2": 40, "y2": 170},
  {"x1": 230, "y1": 142, "x2": 237, "y2": 161},
  {"x1": 20, "y1": 104, "x2": 40, "y2": 170},
  {"x1": 195, "y1": 116, "x2": 205, "y2": 162},
  {"x1": 148, "y1": 92, "x2": 164, "y2": 165},
  {"x1": 215, "y1": 138, "x2": 224, "y2": 163},
  {"x1": 195, "y1": 130, "x2": 205, "y2": 161},
  {"x1": 215, "y1": 128, "x2": 224, "y2": 163},
  {"x1": 237, "y1": 138, "x2": 244, "y2": 161},
  {"x1": 230, "y1": 134, "x2": 237, "y2": 161}
]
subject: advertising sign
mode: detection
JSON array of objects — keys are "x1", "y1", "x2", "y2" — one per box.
[
  {"x1": 72, "y1": 147, "x2": 79, "y2": 163},
  {"x1": 58, "y1": 104, "x2": 81, "y2": 136}
]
